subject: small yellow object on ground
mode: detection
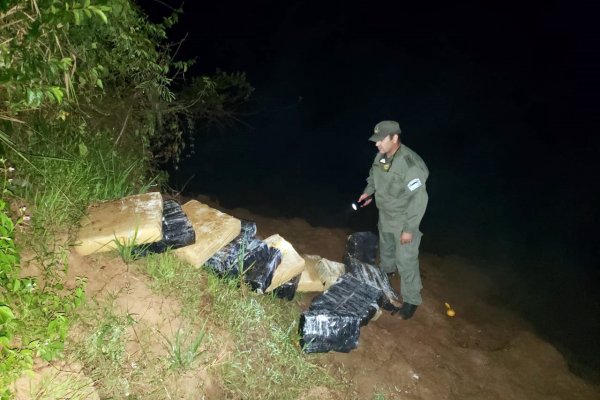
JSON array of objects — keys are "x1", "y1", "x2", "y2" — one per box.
[{"x1": 444, "y1": 302, "x2": 456, "y2": 317}]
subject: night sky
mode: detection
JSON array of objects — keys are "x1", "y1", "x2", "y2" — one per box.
[{"x1": 138, "y1": 0, "x2": 599, "y2": 378}]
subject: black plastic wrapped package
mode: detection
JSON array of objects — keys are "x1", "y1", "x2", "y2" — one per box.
[
  {"x1": 344, "y1": 256, "x2": 400, "y2": 309},
  {"x1": 299, "y1": 310, "x2": 361, "y2": 353},
  {"x1": 205, "y1": 237, "x2": 267, "y2": 277},
  {"x1": 344, "y1": 231, "x2": 378, "y2": 265},
  {"x1": 274, "y1": 274, "x2": 300, "y2": 301},
  {"x1": 241, "y1": 239, "x2": 269, "y2": 272},
  {"x1": 134, "y1": 199, "x2": 195, "y2": 256},
  {"x1": 204, "y1": 219, "x2": 258, "y2": 276},
  {"x1": 204, "y1": 236, "x2": 245, "y2": 276},
  {"x1": 309, "y1": 274, "x2": 383, "y2": 326},
  {"x1": 245, "y1": 246, "x2": 282, "y2": 293}
]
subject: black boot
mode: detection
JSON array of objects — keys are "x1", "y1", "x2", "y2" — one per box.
[{"x1": 393, "y1": 303, "x2": 418, "y2": 320}]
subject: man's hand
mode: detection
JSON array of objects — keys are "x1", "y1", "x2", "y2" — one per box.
[
  {"x1": 400, "y1": 232, "x2": 413, "y2": 244},
  {"x1": 358, "y1": 193, "x2": 373, "y2": 207}
]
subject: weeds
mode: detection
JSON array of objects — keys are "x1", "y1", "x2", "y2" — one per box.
[
  {"x1": 14, "y1": 129, "x2": 154, "y2": 247},
  {"x1": 204, "y1": 272, "x2": 339, "y2": 399},
  {"x1": 142, "y1": 252, "x2": 204, "y2": 319},
  {"x1": 145, "y1": 251, "x2": 178, "y2": 284},
  {"x1": 113, "y1": 226, "x2": 150, "y2": 264},
  {"x1": 69, "y1": 278, "x2": 208, "y2": 399},
  {"x1": 22, "y1": 368, "x2": 98, "y2": 400},
  {"x1": 161, "y1": 322, "x2": 207, "y2": 370},
  {"x1": 85, "y1": 310, "x2": 135, "y2": 365},
  {"x1": 0, "y1": 176, "x2": 85, "y2": 397},
  {"x1": 72, "y1": 297, "x2": 136, "y2": 398},
  {"x1": 140, "y1": 252, "x2": 341, "y2": 398},
  {"x1": 372, "y1": 385, "x2": 405, "y2": 400}
]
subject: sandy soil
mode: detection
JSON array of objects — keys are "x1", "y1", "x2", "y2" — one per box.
[
  {"x1": 13, "y1": 196, "x2": 600, "y2": 399},
  {"x1": 220, "y1": 200, "x2": 600, "y2": 400}
]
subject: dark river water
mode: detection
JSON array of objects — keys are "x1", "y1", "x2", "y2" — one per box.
[{"x1": 145, "y1": 0, "x2": 599, "y2": 382}]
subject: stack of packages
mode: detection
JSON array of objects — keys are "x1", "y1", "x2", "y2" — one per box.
[
  {"x1": 299, "y1": 232, "x2": 400, "y2": 353},
  {"x1": 204, "y1": 220, "x2": 283, "y2": 293},
  {"x1": 74, "y1": 193, "x2": 196, "y2": 257},
  {"x1": 133, "y1": 199, "x2": 196, "y2": 256},
  {"x1": 343, "y1": 232, "x2": 401, "y2": 312},
  {"x1": 75, "y1": 194, "x2": 399, "y2": 354},
  {"x1": 75, "y1": 194, "x2": 303, "y2": 298}
]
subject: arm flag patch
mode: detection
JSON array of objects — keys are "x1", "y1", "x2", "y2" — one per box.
[{"x1": 407, "y1": 178, "x2": 422, "y2": 191}]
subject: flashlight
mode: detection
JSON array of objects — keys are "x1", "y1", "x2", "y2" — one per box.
[{"x1": 352, "y1": 202, "x2": 358, "y2": 211}]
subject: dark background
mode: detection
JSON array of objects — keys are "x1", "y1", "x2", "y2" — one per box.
[{"x1": 137, "y1": 0, "x2": 600, "y2": 380}]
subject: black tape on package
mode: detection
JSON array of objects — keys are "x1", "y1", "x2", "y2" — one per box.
[
  {"x1": 134, "y1": 199, "x2": 195, "y2": 256},
  {"x1": 241, "y1": 238, "x2": 269, "y2": 272},
  {"x1": 344, "y1": 256, "x2": 400, "y2": 310},
  {"x1": 205, "y1": 237, "x2": 244, "y2": 276},
  {"x1": 239, "y1": 219, "x2": 257, "y2": 241},
  {"x1": 204, "y1": 220, "x2": 258, "y2": 276},
  {"x1": 274, "y1": 274, "x2": 300, "y2": 301},
  {"x1": 344, "y1": 231, "x2": 378, "y2": 265},
  {"x1": 205, "y1": 237, "x2": 266, "y2": 277},
  {"x1": 309, "y1": 275, "x2": 383, "y2": 326},
  {"x1": 245, "y1": 246, "x2": 282, "y2": 293},
  {"x1": 299, "y1": 310, "x2": 361, "y2": 353}
]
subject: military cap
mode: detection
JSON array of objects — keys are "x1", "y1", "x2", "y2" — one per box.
[{"x1": 369, "y1": 120, "x2": 401, "y2": 142}]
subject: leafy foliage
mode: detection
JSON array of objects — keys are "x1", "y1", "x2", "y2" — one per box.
[
  {"x1": 0, "y1": 160, "x2": 86, "y2": 396},
  {"x1": 1, "y1": 0, "x2": 252, "y2": 168},
  {"x1": 0, "y1": 0, "x2": 113, "y2": 117},
  {"x1": 0, "y1": 1, "x2": 253, "y2": 396}
]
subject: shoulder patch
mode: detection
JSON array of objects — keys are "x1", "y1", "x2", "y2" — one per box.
[
  {"x1": 404, "y1": 155, "x2": 416, "y2": 168},
  {"x1": 407, "y1": 178, "x2": 422, "y2": 191}
]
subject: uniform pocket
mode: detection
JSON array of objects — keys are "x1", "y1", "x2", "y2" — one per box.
[{"x1": 388, "y1": 173, "x2": 405, "y2": 197}]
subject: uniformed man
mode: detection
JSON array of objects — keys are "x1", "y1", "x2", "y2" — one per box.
[{"x1": 357, "y1": 120, "x2": 429, "y2": 319}]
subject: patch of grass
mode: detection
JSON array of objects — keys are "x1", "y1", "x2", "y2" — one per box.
[
  {"x1": 204, "y1": 272, "x2": 340, "y2": 399},
  {"x1": 23, "y1": 369, "x2": 99, "y2": 400},
  {"x1": 71, "y1": 296, "x2": 136, "y2": 398},
  {"x1": 372, "y1": 385, "x2": 405, "y2": 400},
  {"x1": 160, "y1": 322, "x2": 207, "y2": 371},
  {"x1": 142, "y1": 252, "x2": 205, "y2": 319},
  {"x1": 372, "y1": 392, "x2": 387, "y2": 400},
  {"x1": 69, "y1": 291, "x2": 212, "y2": 399},
  {"x1": 144, "y1": 251, "x2": 180, "y2": 287},
  {"x1": 139, "y1": 252, "x2": 343, "y2": 398},
  {"x1": 0, "y1": 193, "x2": 85, "y2": 397},
  {"x1": 81, "y1": 297, "x2": 135, "y2": 363},
  {"x1": 113, "y1": 227, "x2": 151, "y2": 264},
  {"x1": 14, "y1": 129, "x2": 155, "y2": 246}
]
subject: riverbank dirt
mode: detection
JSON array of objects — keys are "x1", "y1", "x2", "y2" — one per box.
[{"x1": 13, "y1": 196, "x2": 599, "y2": 399}]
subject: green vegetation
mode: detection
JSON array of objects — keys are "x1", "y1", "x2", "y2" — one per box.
[
  {"x1": 53, "y1": 251, "x2": 343, "y2": 399},
  {"x1": 113, "y1": 226, "x2": 150, "y2": 264},
  {"x1": 0, "y1": 0, "x2": 344, "y2": 398},
  {"x1": 144, "y1": 251, "x2": 205, "y2": 319},
  {"x1": 205, "y1": 272, "x2": 339, "y2": 399},
  {"x1": 71, "y1": 297, "x2": 137, "y2": 399},
  {"x1": 0, "y1": 160, "x2": 85, "y2": 399},
  {"x1": 160, "y1": 322, "x2": 207, "y2": 371},
  {"x1": 140, "y1": 252, "x2": 341, "y2": 399}
]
